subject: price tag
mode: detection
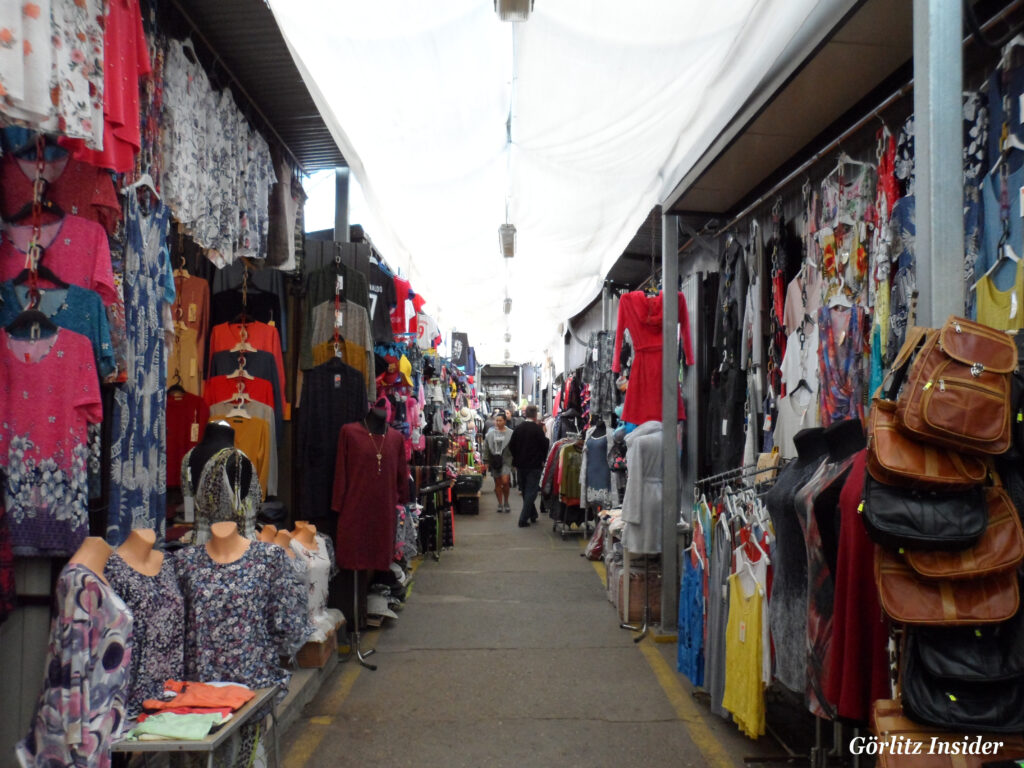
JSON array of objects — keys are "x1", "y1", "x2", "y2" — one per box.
[
  {"x1": 190, "y1": 422, "x2": 199, "y2": 442},
  {"x1": 335, "y1": 310, "x2": 344, "y2": 328},
  {"x1": 739, "y1": 620, "x2": 747, "y2": 643},
  {"x1": 592, "y1": 348, "x2": 599, "y2": 362},
  {"x1": 1012, "y1": 293, "x2": 1019, "y2": 320},
  {"x1": 762, "y1": 412, "x2": 772, "y2": 431},
  {"x1": 335, "y1": 275, "x2": 344, "y2": 292},
  {"x1": 1019, "y1": 186, "x2": 1024, "y2": 217},
  {"x1": 721, "y1": 419, "x2": 729, "y2": 437},
  {"x1": 188, "y1": 303, "x2": 197, "y2": 323},
  {"x1": 189, "y1": 358, "x2": 197, "y2": 378},
  {"x1": 333, "y1": 374, "x2": 341, "y2": 389}
]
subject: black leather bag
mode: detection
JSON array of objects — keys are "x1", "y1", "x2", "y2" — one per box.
[
  {"x1": 902, "y1": 620, "x2": 1024, "y2": 733},
  {"x1": 906, "y1": 609, "x2": 1024, "y2": 684},
  {"x1": 861, "y1": 474, "x2": 987, "y2": 551}
]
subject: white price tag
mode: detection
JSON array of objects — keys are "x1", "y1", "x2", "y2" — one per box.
[
  {"x1": 1012, "y1": 293, "x2": 1019, "y2": 321},
  {"x1": 190, "y1": 422, "x2": 199, "y2": 443},
  {"x1": 1019, "y1": 186, "x2": 1024, "y2": 217},
  {"x1": 335, "y1": 310, "x2": 344, "y2": 328},
  {"x1": 739, "y1": 620, "x2": 747, "y2": 643},
  {"x1": 721, "y1": 419, "x2": 728, "y2": 437},
  {"x1": 335, "y1": 275, "x2": 344, "y2": 292}
]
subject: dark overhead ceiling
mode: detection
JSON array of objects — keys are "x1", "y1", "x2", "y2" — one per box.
[{"x1": 168, "y1": 0, "x2": 346, "y2": 174}]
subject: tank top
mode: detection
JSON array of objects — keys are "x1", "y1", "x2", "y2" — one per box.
[{"x1": 721, "y1": 566, "x2": 766, "y2": 738}]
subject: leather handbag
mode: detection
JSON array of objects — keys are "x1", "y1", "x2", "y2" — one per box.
[
  {"x1": 861, "y1": 475, "x2": 987, "y2": 551},
  {"x1": 866, "y1": 398, "x2": 988, "y2": 490},
  {"x1": 875, "y1": 546, "x2": 1019, "y2": 625},
  {"x1": 894, "y1": 317, "x2": 1015, "y2": 456},
  {"x1": 904, "y1": 487, "x2": 1024, "y2": 580},
  {"x1": 902, "y1": 630, "x2": 1024, "y2": 733},
  {"x1": 870, "y1": 699, "x2": 1024, "y2": 768},
  {"x1": 905, "y1": 609, "x2": 1024, "y2": 684}
]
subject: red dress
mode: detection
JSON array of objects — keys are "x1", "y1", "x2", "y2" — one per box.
[
  {"x1": 612, "y1": 291, "x2": 695, "y2": 425},
  {"x1": 331, "y1": 423, "x2": 409, "y2": 571}
]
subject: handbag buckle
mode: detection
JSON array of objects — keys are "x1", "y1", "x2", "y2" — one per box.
[
  {"x1": 970, "y1": 362, "x2": 984, "y2": 378},
  {"x1": 954, "y1": 321, "x2": 963, "y2": 334}
]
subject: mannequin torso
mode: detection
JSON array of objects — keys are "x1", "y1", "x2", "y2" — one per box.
[
  {"x1": 293, "y1": 524, "x2": 317, "y2": 550},
  {"x1": 273, "y1": 529, "x2": 295, "y2": 556},
  {"x1": 116, "y1": 528, "x2": 163, "y2": 577},
  {"x1": 187, "y1": 421, "x2": 253, "y2": 494},
  {"x1": 205, "y1": 521, "x2": 250, "y2": 564},
  {"x1": 68, "y1": 536, "x2": 114, "y2": 583},
  {"x1": 258, "y1": 525, "x2": 277, "y2": 543}
]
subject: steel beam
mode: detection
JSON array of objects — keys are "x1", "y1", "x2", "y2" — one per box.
[{"x1": 661, "y1": 212, "x2": 680, "y2": 630}]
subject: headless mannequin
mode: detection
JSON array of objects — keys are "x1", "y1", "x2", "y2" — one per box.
[
  {"x1": 273, "y1": 529, "x2": 295, "y2": 556},
  {"x1": 116, "y1": 528, "x2": 163, "y2": 577},
  {"x1": 792, "y1": 427, "x2": 828, "y2": 466},
  {"x1": 293, "y1": 523, "x2": 317, "y2": 550},
  {"x1": 187, "y1": 420, "x2": 253, "y2": 495},
  {"x1": 823, "y1": 418, "x2": 865, "y2": 462},
  {"x1": 69, "y1": 537, "x2": 114, "y2": 583},
  {"x1": 206, "y1": 521, "x2": 250, "y2": 564},
  {"x1": 364, "y1": 402, "x2": 388, "y2": 435},
  {"x1": 258, "y1": 525, "x2": 277, "y2": 543},
  {"x1": 590, "y1": 419, "x2": 607, "y2": 439}
]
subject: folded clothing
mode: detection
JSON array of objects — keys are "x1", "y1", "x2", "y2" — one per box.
[
  {"x1": 143, "y1": 681, "x2": 255, "y2": 712},
  {"x1": 128, "y1": 713, "x2": 229, "y2": 741},
  {"x1": 137, "y1": 707, "x2": 234, "y2": 722}
]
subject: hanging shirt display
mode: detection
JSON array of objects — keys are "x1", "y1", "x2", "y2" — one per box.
[
  {"x1": 612, "y1": 291, "x2": 694, "y2": 425},
  {"x1": 108, "y1": 190, "x2": 174, "y2": 545},
  {"x1": 165, "y1": 391, "x2": 208, "y2": 489},
  {"x1": 721, "y1": 556, "x2": 768, "y2": 739},
  {"x1": 0, "y1": 328, "x2": 102, "y2": 556},
  {"x1": 17, "y1": 563, "x2": 133, "y2": 768},
  {"x1": 360, "y1": 258, "x2": 397, "y2": 344},
  {"x1": 817, "y1": 305, "x2": 866, "y2": 427}
]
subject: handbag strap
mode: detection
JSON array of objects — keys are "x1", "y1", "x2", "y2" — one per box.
[{"x1": 882, "y1": 326, "x2": 929, "y2": 401}]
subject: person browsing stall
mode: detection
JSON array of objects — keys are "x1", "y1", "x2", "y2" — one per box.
[
  {"x1": 509, "y1": 404, "x2": 549, "y2": 527},
  {"x1": 483, "y1": 410, "x2": 514, "y2": 514}
]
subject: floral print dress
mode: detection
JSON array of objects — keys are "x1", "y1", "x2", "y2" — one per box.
[
  {"x1": 0, "y1": 328, "x2": 101, "y2": 556},
  {"x1": 174, "y1": 541, "x2": 312, "y2": 690},
  {"x1": 17, "y1": 563, "x2": 134, "y2": 768},
  {"x1": 103, "y1": 552, "x2": 185, "y2": 719}
]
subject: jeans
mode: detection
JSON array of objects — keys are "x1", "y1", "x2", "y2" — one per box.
[{"x1": 519, "y1": 468, "x2": 542, "y2": 525}]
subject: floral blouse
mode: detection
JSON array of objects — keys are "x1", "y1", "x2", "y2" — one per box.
[
  {"x1": 175, "y1": 541, "x2": 312, "y2": 690},
  {"x1": 0, "y1": 328, "x2": 102, "y2": 556},
  {"x1": 17, "y1": 564, "x2": 133, "y2": 768},
  {"x1": 104, "y1": 552, "x2": 185, "y2": 719},
  {"x1": 0, "y1": 0, "x2": 105, "y2": 149},
  {"x1": 179, "y1": 446, "x2": 262, "y2": 544}
]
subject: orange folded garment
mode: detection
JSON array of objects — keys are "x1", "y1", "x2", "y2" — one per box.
[{"x1": 142, "y1": 682, "x2": 255, "y2": 712}]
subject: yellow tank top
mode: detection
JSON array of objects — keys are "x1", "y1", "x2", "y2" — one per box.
[
  {"x1": 721, "y1": 570, "x2": 766, "y2": 738},
  {"x1": 976, "y1": 259, "x2": 1024, "y2": 331}
]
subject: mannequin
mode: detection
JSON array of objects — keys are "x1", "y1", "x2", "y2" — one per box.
[
  {"x1": 116, "y1": 528, "x2": 163, "y2": 577},
  {"x1": 822, "y1": 418, "x2": 865, "y2": 462},
  {"x1": 293, "y1": 523, "x2": 317, "y2": 550},
  {"x1": 258, "y1": 524, "x2": 278, "y2": 543},
  {"x1": 206, "y1": 521, "x2": 250, "y2": 564},
  {"x1": 274, "y1": 529, "x2": 295, "y2": 555},
  {"x1": 364, "y1": 398, "x2": 388, "y2": 434},
  {"x1": 187, "y1": 420, "x2": 252, "y2": 493},
  {"x1": 792, "y1": 427, "x2": 829, "y2": 465},
  {"x1": 590, "y1": 417, "x2": 607, "y2": 439},
  {"x1": 68, "y1": 536, "x2": 114, "y2": 582}
]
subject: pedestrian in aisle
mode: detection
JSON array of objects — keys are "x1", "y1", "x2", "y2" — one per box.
[
  {"x1": 483, "y1": 409, "x2": 514, "y2": 514},
  {"x1": 509, "y1": 404, "x2": 549, "y2": 528}
]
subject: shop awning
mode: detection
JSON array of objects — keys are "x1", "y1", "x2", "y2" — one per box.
[{"x1": 268, "y1": 0, "x2": 854, "y2": 362}]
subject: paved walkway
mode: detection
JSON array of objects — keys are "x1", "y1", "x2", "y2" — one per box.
[{"x1": 280, "y1": 479, "x2": 779, "y2": 768}]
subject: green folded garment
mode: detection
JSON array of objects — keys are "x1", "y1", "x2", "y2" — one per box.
[{"x1": 127, "y1": 713, "x2": 228, "y2": 741}]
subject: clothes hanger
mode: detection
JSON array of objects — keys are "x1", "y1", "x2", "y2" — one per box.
[
  {"x1": 167, "y1": 369, "x2": 186, "y2": 395},
  {"x1": 122, "y1": 173, "x2": 160, "y2": 199},
  {"x1": 13, "y1": 259, "x2": 69, "y2": 290},
  {"x1": 226, "y1": 352, "x2": 254, "y2": 380},
  {"x1": 6, "y1": 305, "x2": 57, "y2": 337},
  {"x1": 230, "y1": 324, "x2": 256, "y2": 353},
  {"x1": 7, "y1": 197, "x2": 65, "y2": 223},
  {"x1": 970, "y1": 225, "x2": 1020, "y2": 292}
]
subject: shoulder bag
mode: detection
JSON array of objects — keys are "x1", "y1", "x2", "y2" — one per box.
[{"x1": 905, "y1": 609, "x2": 1024, "y2": 685}]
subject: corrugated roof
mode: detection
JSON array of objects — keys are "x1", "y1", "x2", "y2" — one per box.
[{"x1": 170, "y1": 0, "x2": 346, "y2": 174}]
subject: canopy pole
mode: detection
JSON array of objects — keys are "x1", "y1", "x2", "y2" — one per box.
[
  {"x1": 913, "y1": 0, "x2": 963, "y2": 326},
  {"x1": 661, "y1": 211, "x2": 680, "y2": 631},
  {"x1": 334, "y1": 168, "x2": 350, "y2": 243}
]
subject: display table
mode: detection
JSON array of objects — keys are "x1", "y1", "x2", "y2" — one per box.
[{"x1": 111, "y1": 684, "x2": 281, "y2": 768}]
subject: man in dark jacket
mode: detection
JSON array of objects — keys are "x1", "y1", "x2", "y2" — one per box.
[{"x1": 509, "y1": 404, "x2": 549, "y2": 527}]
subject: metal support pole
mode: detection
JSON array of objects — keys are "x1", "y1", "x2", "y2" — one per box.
[
  {"x1": 913, "y1": 0, "x2": 963, "y2": 326},
  {"x1": 601, "y1": 283, "x2": 611, "y2": 331},
  {"x1": 334, "y1": 167, "x2": 350, "y2": 243},
  {"x1": 661, "y1": 212, "x2": 680, "y2": 631}
]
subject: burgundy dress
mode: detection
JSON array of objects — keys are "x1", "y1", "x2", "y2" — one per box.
[
  {"x1": 612, "y1": 291, "x2": 695, "y2": 425},
  {"x1": 331, "y1": 423, "x2": 409, "y2": 570}
]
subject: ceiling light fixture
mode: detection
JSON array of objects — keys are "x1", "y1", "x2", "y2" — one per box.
[
  {"x1": 499, "y1": 222, "x2": 516, "y2": 258},
  {"x1": 503, "y1": 297, "x2": 512, "y2": 315},
  {"x1": 494, "y1": 0, "x2": 533, "y2": 23}
]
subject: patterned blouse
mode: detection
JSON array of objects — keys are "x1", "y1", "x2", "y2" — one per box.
[
  {"x1": 17, "y1": 564, "x2": 133, "y2": 768},
  {"x1": 104, "y1": 553, "x2": 185, "y2": 719},
  {"x1": 180, "y1": 447, "x2": 262, "y2": 544},
  {"x1": 175, "y1": 542, "x2": 312, "y2": 690}
]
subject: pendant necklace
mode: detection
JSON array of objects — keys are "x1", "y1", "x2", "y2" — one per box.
[{"x1": 366, "y1": 421, "x2": 387, "y2": 473}]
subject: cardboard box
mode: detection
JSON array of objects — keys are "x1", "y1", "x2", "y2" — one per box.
[
  {"x1": 616, "y1": 570, "x2": 662, "y2": 624},
  {"x1": 296, "y1": 627, "x2": 336, "y2": 668}
]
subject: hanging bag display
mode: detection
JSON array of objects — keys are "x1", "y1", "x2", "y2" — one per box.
[
  {"x1": 866, "y1": 398, "x2": 988, "y2": 490},
  {"x1": 860, "y1": 475, "x2": 987, "y2": 551},
  {"x1": 874, "y1": 547, "x2": 1019, "y2": 626},
  {"x1": 903, "y1": 487, "x2": 1024, "y2": 580},
  {"x1": 869, "y1": 699, "x2": 1024, "y2": 768},
  {"x1": 893, "y1": 317, "x2": 1015, "y2": 456},
  {"x1": 901, "y1": 629, "x2": 1024, "y2": 733},
  {"x1": 905, "y1": 609, "x2": 1024, "y2": 685}
]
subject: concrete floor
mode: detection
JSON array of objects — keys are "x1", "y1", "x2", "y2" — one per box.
[{"x1": 279, "y1": 478, "x2": 790, "y2": 768}]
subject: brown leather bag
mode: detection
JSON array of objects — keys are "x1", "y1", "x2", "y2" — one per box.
[
  {"x1": 866, "y1": 398, "x2": 988, "y2": 490},
  {"x1": 895, "y1": 317, "x2": 1016, "y2": 456},
  {"x1": 875, "y1": 546, "x2": 1019, "y2": 625},
  {"x1": 870, "y1": 699, "x2": 1024, "y2": 768},
  {"x1": 904, "y1": 486, "x2": 1024, "y2": 580}
]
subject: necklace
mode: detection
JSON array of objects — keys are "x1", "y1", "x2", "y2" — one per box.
[{"x1": 365, "y1": 421, "x2": 387, "y2": 473}]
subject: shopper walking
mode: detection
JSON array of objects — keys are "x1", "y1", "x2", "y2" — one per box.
[
  {"x1": 483, "y1": 410, "x2": 514, "y2": 514},
  {"x1": 509, "y1": 404, "x2": 549, "y2": 528}
]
